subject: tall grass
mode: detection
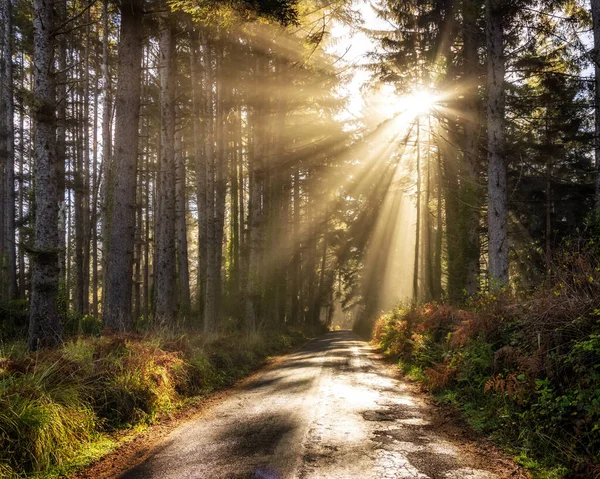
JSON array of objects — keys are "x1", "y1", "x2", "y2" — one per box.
[{"x1": 0, "y1": 329, "x2": 305, "y2": 477}]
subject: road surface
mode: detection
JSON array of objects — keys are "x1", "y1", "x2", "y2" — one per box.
[{"x1": 119, "y1": 331, "x2": 512, "y2": 479}]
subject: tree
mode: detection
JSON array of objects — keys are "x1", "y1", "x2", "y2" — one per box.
[
  {"x1": 154, "y1": 12, "x2": 178, "y2": 324},
  {"x1": 486, "y1": 0, "x2": 508, "y2": 287},
  {"x1": 0, "y1": 0, "x2": 17, "y2": 300},
  {"x1": 28, "y1": 0, "x2": 61, "y2": 349},
  {"x1": 103, "y1": 0, "x2": 145, "y2": 331},
  {"x1": 592, "y1": 0, "x2": 600, "y2": 210}
]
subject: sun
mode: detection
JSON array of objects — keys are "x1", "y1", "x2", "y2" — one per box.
[
  {"x1": 402, "y1": 89, "x2": 440, "y2": 115},
  {"x1": 373, "y1": 85, "x2": 440, "y2": 121}
]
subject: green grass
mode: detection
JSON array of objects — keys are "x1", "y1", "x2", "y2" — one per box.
[{"x1": 0, "y1": 329, "x2": 307, "y2": 478}]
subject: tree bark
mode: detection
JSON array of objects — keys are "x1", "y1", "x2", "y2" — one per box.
[
  {"x1": 0, "y1": 0, "x2": 17, "y2": 299},
  {"x1": 154, "y1": 14, "x2": 178, "y2": 324},
  {"x1": 413, "y1": 118, "x2": 421, "y2": 302},
  {"x1": 461, "y1": 0, "x2": 482, "y2": 295},
  {"x1": 102, "y1": 0, "x2": 144, "y2": 331},
  {"x1": 190, "y1": 29, "x2": 206, "y2": 316},
  {"x1": 245, "y1": 54, "x2": 265, "y2": 332},
  {"x1": 593, "y1": 0, "x2": 600, "y2": 210},
  {"x1": 213, "y1": 41, "x2": 227, "y2": 325},
  {"x1": 203, "y1": 39, "x2": 217, "y2": 332},
  {"x1": 100, "y1": 0, "x2": 112, "y2": 316},
  {"x1": 486, "y1": 0, "x2": 508, "y2": 287},
  {"x1": 176, "y1": 116, "x2": 191, "y2": 314},
  {"x1": 29, "y1": 0, "x2": 61, "y2": 349}
]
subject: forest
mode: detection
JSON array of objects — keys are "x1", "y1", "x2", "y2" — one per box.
[{"x1": 1, "y1": 0, "x2": 600, "y2": 477}]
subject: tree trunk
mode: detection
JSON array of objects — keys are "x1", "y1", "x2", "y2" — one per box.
[
  {"x1": 593, "y1": 0, "x2": 600, "y2": 210},
  {"x1": 190, "y1": 29, "x2": 206, "y2": 316},
  {"x1": 461, "y1": 0, "x2": 482, "y2": 296},
  {"x1": 229, "y1": 106, "x2": 241, "y2": 303},
  {"x1": 203, "y1": 39, "x2": 217, "y2": 332},
  {"x1": 213, "y1": 42, "x2": 227, "y2": 326},
  {"x1": 245, "y1": 54, "x2": 265, "y2": 332},
  {"x1": 486, "y1": 0, "x2": 508, "y2": 287},
  {"x1": 176, "y1": 117, "x2": 191, "y2": 314},
  {"x1": 433, "y1": 148, "x2": 443, "y2": 299},
  {"x1": 290, "y1": 166, "x2": 300, "y2": 324},
  {"x1": 91, "y1": 75, "x2": 99, "y2": 318},
  {"x1": 0, "y1": 0, "x2": 17, "y2": 299},
  {"x1": 100, "y1": 0, "x2": 112, "y2": 316},
  {"x1": 413, "y1": 118, "x2": 421, "y2": 302},
  {"x1": 17, "y1": 66, "x2": 25, "y2": 298},
  {"x1": 102, "y1": 0, "x2": 144, "y2": 331},
  {"x1": 29, "y1": 0, "x2": 61, "y2": 349},
  {"x1": 154, "y1": 14, "x2": 178, "y2": 325}
]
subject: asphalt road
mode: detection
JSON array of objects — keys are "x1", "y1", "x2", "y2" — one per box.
[{"x1": 119, "y1": 331, "x2": 505, "y2": 479}]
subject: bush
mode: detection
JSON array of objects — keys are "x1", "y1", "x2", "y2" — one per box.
[{"x1": 372, "y1": 248, "x2": 600, "y2": 477}]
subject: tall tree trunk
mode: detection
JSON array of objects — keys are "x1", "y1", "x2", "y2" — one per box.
[
  {"x1": 203, "y1": 39, "x2": 217, "y2": 332},
  {"x1": 103, "y1": 0, "x2": 144, "y2": 331},
  {"x1": 433, "y1": 148, "x2": 443, "y2": 299},
  {"x1": 29, "y1": 0, "x2": 61, "y2": 349},
  {"x1": 91, "y1": 76, "x2": 99, "y2": 318},
  {"x1": 486, "y1": 0, "x2": 508, "y2": 287},
  {"x1": 190, "y1": 29, "x2": 206, "y2": 316},
  {"x1": 176, "y1": 118, "x2": 191, "y2": 314},
  {"x1": 423, "y1": 121, "x2": 433, "y2": 301},
  {"x1": 55, "y1": 0, "x2": 67, "y2": 301},
  {"x1": 100, "y1": 0, "x2": 112, "y2": 316},
  {"x1": 413, "y1": 118, "x2": 421, "y2": 302},
  {"x1": 290, "y1": 166, "x2": 300, "y2": 324},
  {"x1": 213, "y1": 42, "x2": 227, "y2": 325},
  {"x1": 82, "y1": 17, "x2": 92, "y2": 316},
  {"x1": 229, "y1": 106, "x2": 241, "y2": 303},
  {"x1": 74, "y1": 54, "x2": 86, "y2": 316},
  {"x1": 245, "y1": 54, "x2": 265, "y2": 332},
  {"x1": 154, "y1": 14, "x2": 177, "y2": 325},
  {"x1": 18, "y1": 64, "x2": 25, "y2": 298},
  {"x1": 461, "y1": 0, "x2": 482, "y2": 296},
  {"x1": 1, "y1": 0, "x2": 17, "y2": 299},
  {"x1": 593, "y1": 0, "x2": 600, "y2": 210}
]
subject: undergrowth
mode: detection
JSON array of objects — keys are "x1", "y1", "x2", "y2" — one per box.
[
  {"x1": 372, "y1": 239, "x2": 600, "y2": 479},
  {"x1": 0, "y1": 329, "x2": 306, "y2": 478}
]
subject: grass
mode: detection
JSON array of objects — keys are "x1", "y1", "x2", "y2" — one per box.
[{"x1": 0, "y1": 328, "x2": 308, "y2": 478}]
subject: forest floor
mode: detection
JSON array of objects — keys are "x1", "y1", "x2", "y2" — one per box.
[{"x1": 74, "y1": 331, "x2": 525, "y2": 479}]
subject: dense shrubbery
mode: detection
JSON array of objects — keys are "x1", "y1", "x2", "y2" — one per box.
[
  {"x1": 373, "y1": 242, "x2": 600, "y2": 478},
  {"x1": 0, "y1": 330, "x2": 305, "y2": 477}
]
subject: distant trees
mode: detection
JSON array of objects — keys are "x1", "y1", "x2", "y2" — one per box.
[
  {"x1": 3, "y1": 0, "x2": 355, "y2": 347},
  {"x1": 2, "y1": 0, "x2": 598, "y2": 346},
  {"x1": 366, "y1": 0, "x2": 593, "y2": 307}
]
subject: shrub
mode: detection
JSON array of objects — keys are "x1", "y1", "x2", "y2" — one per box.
[{"x1": 372, "y1": 252, "x2": 600, "y2": 476}]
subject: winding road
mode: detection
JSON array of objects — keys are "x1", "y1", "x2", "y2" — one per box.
[{"x1": 119, "y1": 331, "x2": 514, "y2": 479}]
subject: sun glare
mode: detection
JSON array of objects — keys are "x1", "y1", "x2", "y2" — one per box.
[
  {"x1": 374, "y1": 85, "x2": 440, "y2": 121},
  {"x1": 403, "y1": 89, "x2": 439, "y2": 115}
]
